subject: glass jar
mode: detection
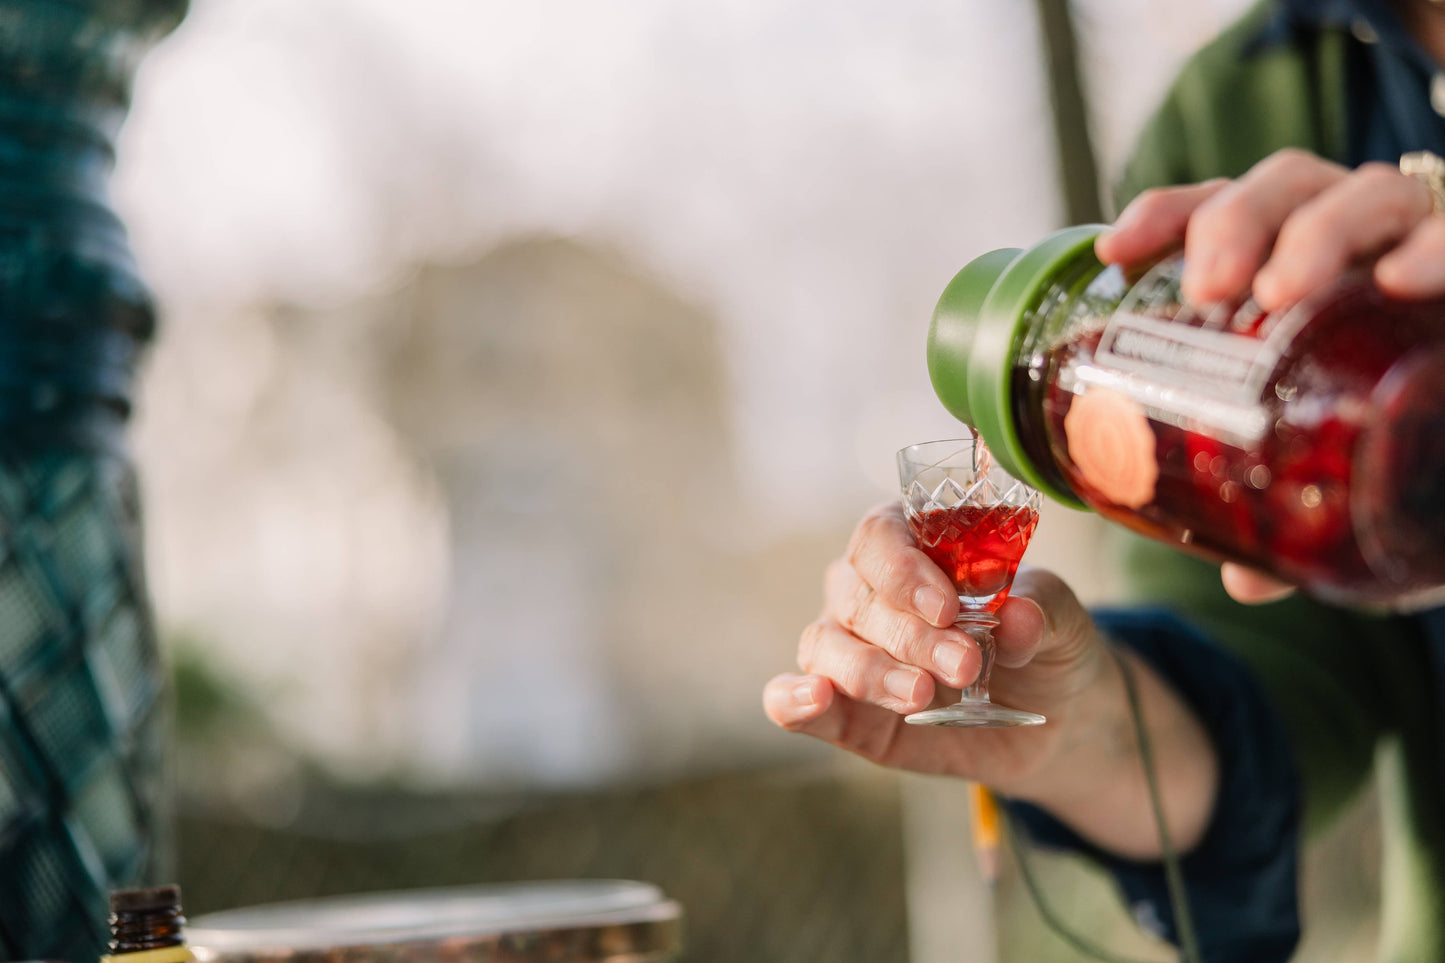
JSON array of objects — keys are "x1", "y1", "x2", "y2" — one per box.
[
  {"x1": 186, "y1": 881, "x2": 684, "y2": 963},
  {"x1": 928, "y1": 226, "x2": 1445, "y2": 608}
]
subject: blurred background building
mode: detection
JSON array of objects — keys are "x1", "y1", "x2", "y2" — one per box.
[{"x1": 105, "y1": 0, "x2": 1382, "y2": 959}]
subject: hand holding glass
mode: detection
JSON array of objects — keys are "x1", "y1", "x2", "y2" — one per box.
[{"x1": 898, "y1": 436, "x2": 1045, "y2": 727}]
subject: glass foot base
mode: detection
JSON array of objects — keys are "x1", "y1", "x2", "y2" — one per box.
[{"x1": 905, "y1": 702, "x2": 1046, "y2": 728}]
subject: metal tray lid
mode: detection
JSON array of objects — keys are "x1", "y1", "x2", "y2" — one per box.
[{"x1": 188, "y1": 879, "x2": 682, "y2": 963}]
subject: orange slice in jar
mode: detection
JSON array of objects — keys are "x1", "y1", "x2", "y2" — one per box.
[{"x1": 1063, "y1": 386, "x2": 1158, "y2": 509}]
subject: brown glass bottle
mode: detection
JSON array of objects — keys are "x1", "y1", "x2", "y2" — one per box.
[{"x1": 106, "y1": 886, "x2": 191, "y2": 958}]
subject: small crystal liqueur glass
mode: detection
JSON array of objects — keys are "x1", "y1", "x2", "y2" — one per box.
[{"x1": 898, "y1": 435, "x2": 1045, "y2": 727}]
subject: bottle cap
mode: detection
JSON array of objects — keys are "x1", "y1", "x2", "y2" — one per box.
[
  {"x1": 927, "y1": 224, "x2": 1105, "y2": 507},
  {"x1": 111, "y1": 885, "x2": 182, "y2": 913}
]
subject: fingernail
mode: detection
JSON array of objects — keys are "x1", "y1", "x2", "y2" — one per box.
[
  {"x1": 1183, "y1": 255, "x2": 1217, "y2": 304},
  {"x1": 914, "y1": 586, "x2": 949, "y2": 625},
  {"x1": 1110, "y1": 204, "x2": 1142, "y2": 231},
  {"x1": 933, "y1": 640, "x2": 967, "y2": 683},
  {"x1": 885, "y1": 669, "x2": 922, "y2": 703},
  {"x1": 793, "y1": 680, "x2": 817, "y2": 706},
  {"x1": 1253, "y1": 269, "x2": 1283, "y2": 307}
]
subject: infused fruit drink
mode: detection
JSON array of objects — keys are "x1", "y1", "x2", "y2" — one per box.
[
  {"x1": 897, "y1": 438, "x2": 1046, "y2": 727},
  {"x1": 927, "y1": 228, "x2": 1445, "y2": 608},
  {"x1": 1018, "y1": 279, "x2": 1445, "y2": 601},
  {"x1": 909, "y1": 505, "x2": 1039, "y2": 612}
]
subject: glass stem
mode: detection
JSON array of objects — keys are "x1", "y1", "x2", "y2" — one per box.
[{"x1": 954, "y1": 613, "x2": 999, "y2": 703}]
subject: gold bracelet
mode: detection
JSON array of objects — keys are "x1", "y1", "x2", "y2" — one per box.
[{"x1": 1401, "y1": 150, "x2": 1445, "y2": 217}]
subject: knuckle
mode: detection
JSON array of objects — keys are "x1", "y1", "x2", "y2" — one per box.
[
  {"x1": 846, "y1": 578, "x2": 875, "y2": 632},
  {"x1": 1259, "y1": 147, "x2": 1315, "y2": 176},
  {"x1": 1400, "y1": 185, "x2": 1439, "y2": 228},
  {"x1": 1275, "y1": 209, "x2": 1326, "y2": 251},
  {"x1": 845, "y1": 512, "x2": 887, "y2": 565},
  {"x1": 884, "y1": 614, "x2": 927, "y2": 661},
  {"x1": 797, "y1": 620, "x2": 828, "y2": 669},
  {"x1": 1355, "y1": 161, "x2": 1399, "y2": 186},
  {"x1": 880, "y1": 550, "x2": 932, "y2": 606},
  {"x1": 823, "y1": 558, "x2": 852, "y2": 608},
  {"x1": 873, "y1": 548, "x2": 910, "y2": 592},
  {"x1": 1387, "y1": 203, "x2": 1420, "y2": 239},
  {"x1": 837, "y1": 649, "x2": 874, "y2": 694},
  {"x1": 1196, "y1": 190, "x2": 1257, "y2": 236},
  {"x1": 1129, "y1": 187, "x2": 1171, "y2": 218},
  {"x1": 1356, "y1": 165, "x2": 1421, "y2": 223}
]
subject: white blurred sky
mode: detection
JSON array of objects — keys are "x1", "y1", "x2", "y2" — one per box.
[{"x1": 114, "y1": 0, "x2": 1255, "y2": 533}]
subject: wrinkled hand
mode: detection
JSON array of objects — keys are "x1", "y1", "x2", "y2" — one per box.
[
  {"x1": 1099, "y1": 148, "x2": 1445, "y2": 605},
  {"x1": 1098, "y1": 148, "x2": 1445, "y2": 308},
  {"x1": 763, "y1": 502, "x2": 1108, "y2": 794}
]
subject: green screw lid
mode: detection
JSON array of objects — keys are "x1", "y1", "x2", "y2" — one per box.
[
  {"x1": 927, "y1": 247, "x2": 1020, "y2": 428},
  {"x1": 927, "y1": 225, "x2": 1107, "y2": 508}
]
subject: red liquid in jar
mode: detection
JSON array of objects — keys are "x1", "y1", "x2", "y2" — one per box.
[
  {"x1": 908, "y1": 505, "x2": 1039, "y2": 611},
  {"x1": 1017, "y1": 280, "x2": 1445, "y2": 604}
]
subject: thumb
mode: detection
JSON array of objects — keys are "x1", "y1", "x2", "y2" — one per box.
[{"x1": 996, "y1": 568, "x2": 1093, "y2": 668}]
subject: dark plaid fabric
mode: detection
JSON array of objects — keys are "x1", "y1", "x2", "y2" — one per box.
[
  {"x1": 0, "y1": 0, "x2": 184, "y2": 953},
  {"x1": 0, "y1": 442, "x2": 168, "y2": 960}
]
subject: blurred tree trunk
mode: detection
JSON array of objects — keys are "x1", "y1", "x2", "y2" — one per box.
[{"x1": 1033, "y1": 0, "x2": 1106, "y2": 223}]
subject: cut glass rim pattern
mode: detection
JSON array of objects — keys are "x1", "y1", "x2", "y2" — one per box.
[{"x1": 898, "y1": 437, "x2": 1042, "y2": 522}]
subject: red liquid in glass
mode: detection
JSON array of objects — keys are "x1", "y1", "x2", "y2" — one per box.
[{"x1": 909, "y1": 505, "x2": 1039, "y2": 612}]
